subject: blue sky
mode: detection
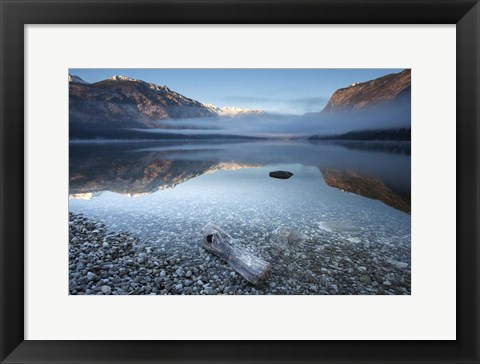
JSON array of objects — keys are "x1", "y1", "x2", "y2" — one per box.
[{"x1": 69, "y1": 68, "x2": 404, "y2": 114}]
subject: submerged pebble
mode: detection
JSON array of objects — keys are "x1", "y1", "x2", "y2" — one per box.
[{"x1": 69, "y1": 212, "x2": 411, "y2": 295}]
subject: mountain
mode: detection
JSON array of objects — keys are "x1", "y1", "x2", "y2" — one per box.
[
  {"x1": 306, "y1": 69, "x2": 411, "y2": 140},
  {"x1": 70, "y1": 75, "x2": 267, "y2": 139},
  {"x1": 68, "y1": 74, "x2": 89, "y2": 84},
  {"x1": 203, "y1": 104, "x2": 266, "y2": 117},
  {"x1": 321, "y1": 69, "x2": 411, "y2": 113},
  {"x1": 70, "y1": 75, "x2": 217, "y2": 132}
]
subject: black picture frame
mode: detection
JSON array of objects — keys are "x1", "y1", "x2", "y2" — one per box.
[{"x1": 1, "y1": 0, "x2": 479, "y2": 363}]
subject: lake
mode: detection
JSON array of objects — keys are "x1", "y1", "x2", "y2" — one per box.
[{"x1": 69, "y1": 139, "x2": 411, "y2": 295}]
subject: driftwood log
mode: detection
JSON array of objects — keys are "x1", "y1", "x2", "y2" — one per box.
[{"x1": 202, "y1": 223, "x2": 271, "y2": 286}]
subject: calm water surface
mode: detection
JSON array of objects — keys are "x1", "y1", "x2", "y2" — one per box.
[{"x1": 69, "y1": 140, "x2": 411, "y2": 254}]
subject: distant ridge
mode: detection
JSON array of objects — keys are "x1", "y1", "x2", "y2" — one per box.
[{"x1": 308, "y1": 128, "x2": 411, "y2": 141}]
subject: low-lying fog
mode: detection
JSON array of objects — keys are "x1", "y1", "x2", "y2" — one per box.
[{"x1": 131, "y1": 104, "x2": 411, "y2": 138}]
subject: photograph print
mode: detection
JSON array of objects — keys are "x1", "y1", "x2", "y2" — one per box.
[{"x1": 69, "y1": 68, "x2": 411, "y2": 296}]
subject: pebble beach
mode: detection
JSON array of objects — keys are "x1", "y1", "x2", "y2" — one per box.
[{"x1": 69, "y1": 212, "x2": 411, "y2": 295}]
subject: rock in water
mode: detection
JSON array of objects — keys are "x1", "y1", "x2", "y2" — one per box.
[
  {"x1": 270, "y1": 227, "x2": 307, "y2": 251},
  {"x1": 269, "y1": 171, "x2": 293, "y2": 179},
  {"x1": 202, "y1": 223, "x2": 271, "y2": 286}
]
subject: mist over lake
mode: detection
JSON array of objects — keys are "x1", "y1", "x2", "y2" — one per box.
[{"x1": 68, "y1": 68, "x2": 411, "y2": 295}]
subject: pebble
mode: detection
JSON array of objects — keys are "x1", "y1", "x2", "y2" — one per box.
[
  {"x1": 389, "y1": 260, "x2": 409, "y2": 269},
  {"x1": 175, "y1": 268, "x2": 185, "y2": 277},
  {"x1": 359, "y1": 275, "x2": 371, "y2": 284},
  {"x1": 68, "y1": 213, "x2": 411, "y2": 296}
]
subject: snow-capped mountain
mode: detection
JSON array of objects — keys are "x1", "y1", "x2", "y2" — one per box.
[
  {"x1": 69, "y1": 74, "x2": 268, "y2": 139},
  {"x1": 203, "y1": 104, "x2": 266, "y2": 117},
  {"x1": 70, "y1": 75, "x2": 217, "y2": 132},
  {"x1": 68, "y1": 74, "x2": 89, "y2": 84},
  {"x1": 108, "y1": 75, "x2": 138, "y2": 82}
]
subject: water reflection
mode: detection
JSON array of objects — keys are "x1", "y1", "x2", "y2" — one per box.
[
  {"x1": 69, "y1": 140, "x2": 411, "y2": 296},
  {"x1": 70, "y1": 140, "x2": 410, "y2": 213}
]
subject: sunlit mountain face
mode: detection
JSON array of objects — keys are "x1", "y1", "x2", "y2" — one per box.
[
  {"x1": 69, "y1": 76, "x2": 217, "y2": 131},
  {"x1": 321, "y1": 69, "x2": 411, "y2": 113}
]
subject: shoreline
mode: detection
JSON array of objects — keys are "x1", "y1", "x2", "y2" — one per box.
[{"x1": 69, "y1": 212, "x2": 411, "y2": 295}]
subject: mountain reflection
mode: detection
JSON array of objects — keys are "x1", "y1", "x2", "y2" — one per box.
[
  {"x1": 70, "y1": 140, "x2": 411, "y2": 213},
  {"x1": 320, "y1": 169, "x2": 410, "y2": 213}
]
